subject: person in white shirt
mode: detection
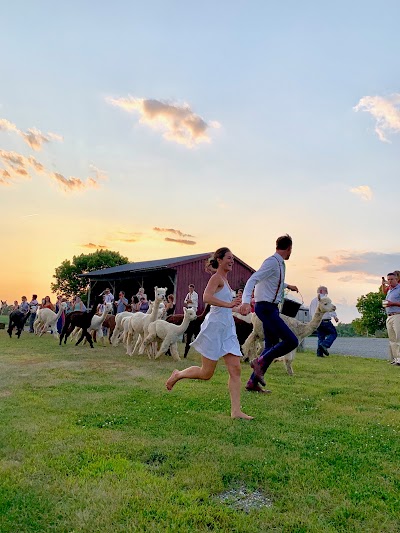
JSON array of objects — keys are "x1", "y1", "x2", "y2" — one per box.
[
  {"x1": 184, "y1": 284, "x2": 199, "y2": 312},
  {"x1": 239, "y1": 234, "x2": 299, "y2": 393},
  {"x1": 309, "y1": 286, "x2": 339, "y2": 357},
  {"x1": 101, "y1": 288, "x2": 114, "y2": 306}
]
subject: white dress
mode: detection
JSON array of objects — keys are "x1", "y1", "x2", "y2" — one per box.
[{"x1": 190, "y1": 281, "x2": 242, "y2": 361}]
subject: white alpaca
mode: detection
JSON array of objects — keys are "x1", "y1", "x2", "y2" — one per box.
[
  {"x1": 137, "y1": 287, "x2": 167, "y2": 357},
  {"x1": 126, "y1": 287, "x2": 167, "y2": 356},
  {"x1": 83, "y1": 302, "x2": 113, "y2": 346},
  {"x1": 242, "y1": 297, "x2": 337, "y2": 376},
  {"x1": 110, "y1": 310, "x2": 133, "y2": 346},
  {"x1": 34, "y1": 303, "x2": 68, "y2": 338},
  {"x1": 143, "y1": 307, "x2": 197, "y2": 361}
]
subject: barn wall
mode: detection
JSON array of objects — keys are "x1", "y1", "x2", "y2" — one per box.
[{"x1": 175, "y1": 257, "x2": 254, "y2": 313}]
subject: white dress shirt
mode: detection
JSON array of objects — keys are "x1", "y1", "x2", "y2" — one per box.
[
  {"x1": 104, "y1": 292, "x2": 114, "y2": 304},
  {"x1": 184, "y1": 291, "x2": 198, "y2": 311},
  {"x1": 309, "y1": 296, "x2": 337, "y2": 320},
  {"x1": 242, "y1": 253, "x2": 287, "y2": 304}
]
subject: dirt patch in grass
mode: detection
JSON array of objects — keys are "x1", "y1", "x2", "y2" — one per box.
[{"x1": 216, "y1": 485, "x2": 273, "y2": 512}]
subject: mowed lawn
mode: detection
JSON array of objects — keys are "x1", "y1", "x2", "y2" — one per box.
[{"x1": 0, "y1": 328, "x2": 399, "y2": 532}]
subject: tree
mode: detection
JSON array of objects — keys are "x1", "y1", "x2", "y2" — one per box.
[
  {"x1": 355, "y1": 291, "x2": 386, "y2": 335},
  {"x1": 51, "y1": 249, "x2": 129, "y2": 299},
  {"x1": 336, "y1": 322, "x2": 359, "y2": 337}
]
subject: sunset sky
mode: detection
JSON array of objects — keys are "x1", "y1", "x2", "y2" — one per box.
[{"x1": 1, "y1": 1, "x2": 400, "y2": 322}]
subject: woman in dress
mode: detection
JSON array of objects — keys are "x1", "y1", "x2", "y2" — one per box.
[
  {"x1": 166, "y1": 247, "x2": 253, "y2": 420},
  {"x1": 165, "y1": 294, "x2": 176, "y2": 316}
]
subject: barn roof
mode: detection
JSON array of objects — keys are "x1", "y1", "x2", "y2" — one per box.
[{"x1": 79, "y1": 252, "x2": 254, "y2": 278}]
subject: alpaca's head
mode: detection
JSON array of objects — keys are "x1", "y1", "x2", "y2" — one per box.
[
  {"x1": 184, "y1": 307, "x2": 197, "y2": 321},
  {"x1": 317, "y1": 297, "x2": 336, "y2": 314},
  {"x1": 105, "y1": 302, "x2": 113, "y2": 313},
  {"x1": 154, "y1": 286, "x2": 167, "y2": 301}
]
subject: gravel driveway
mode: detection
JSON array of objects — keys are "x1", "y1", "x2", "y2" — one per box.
[{"x1": 303, "y1": 337, "x2": 389, "y2": 360}]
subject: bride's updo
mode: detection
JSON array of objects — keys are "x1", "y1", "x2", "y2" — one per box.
[{"x1": 208, "y1": 247, "x2": 230, "y2": 269}]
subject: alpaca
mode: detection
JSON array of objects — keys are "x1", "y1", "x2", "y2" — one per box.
[
  {"x1": 143, "y1": 307, "x2": 197, "y2": 361},
  {"x1": 136, "y1": 287, "x2": 167, "y2": 357},
  {"x1": 86, "y1": 302, "x2": 113, "y2": 345},
  {"x1": 34, "y1": 303, "x2": 67, "y2": 338},
  {"x1": 242, "y1": 297, "x2": 336, "y2": 375},
  {"x1": 1, "y1": 300, "x2": 8, "y2": 315},
  {"x1": 101, "y1": 314, "x2": 116, "y2": 344},
  {"x1": 165, "y1": 305, "x2": 211, "y2": 358},
  {"x1": 110, "y1": 310, "x2": 133, "y2": 346},
  {"x1": 59, "y1": 295, "x2": 103, "y2": 347},
  {"x1": 73, "y1": 302, "x2": 113, "y2": 346},
  {"x1": 7, "y1": 310, "x2": 31, "y2": 338}
]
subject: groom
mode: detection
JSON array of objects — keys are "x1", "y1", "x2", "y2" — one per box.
[{"x1": 239, "y1": 234, "x2": 299, "y2": 392}]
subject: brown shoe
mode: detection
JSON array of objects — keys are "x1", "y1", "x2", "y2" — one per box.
[{"x1": 250, "y1": 358, "x2": 266, "y2": 386}]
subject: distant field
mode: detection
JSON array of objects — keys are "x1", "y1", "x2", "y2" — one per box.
[{"x1": 0, "y1": 331, "x2": 399, "y2": 532}]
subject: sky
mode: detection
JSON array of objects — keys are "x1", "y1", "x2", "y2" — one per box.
[{"x1": 1, "y1": 0, "x2": 400, "y2": 322}]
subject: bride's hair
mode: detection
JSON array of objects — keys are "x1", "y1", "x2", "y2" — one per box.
[{"x1": 208, "y1": 247, "x2": 230, "y2": 269}]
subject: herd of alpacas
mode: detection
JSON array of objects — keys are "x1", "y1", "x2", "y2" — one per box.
[{"x1": 4, "y1": 287, "x2": 336, "y2": 375}]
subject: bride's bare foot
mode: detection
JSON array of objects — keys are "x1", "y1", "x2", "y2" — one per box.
[
  {"x1": 166, "y1": 369, "x2": 180, "y2": 391},
  {"x1": 231, "y1": 411, "x2": 254, "y2": 420}
]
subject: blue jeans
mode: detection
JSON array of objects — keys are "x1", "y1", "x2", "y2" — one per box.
[
  {"x1": 317, "y1": 320, "x2": 337, "y2": 353},
  {"x1": 248, "y1": 301, "x2": 298, "y2": 385},
  {"x1": 29, "y1": 313, "x2": 36, "y2": 333}
]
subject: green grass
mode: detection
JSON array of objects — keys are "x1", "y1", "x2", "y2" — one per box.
[{"x1": 0, "y1": 331, "x2": 399, "y2": 532}]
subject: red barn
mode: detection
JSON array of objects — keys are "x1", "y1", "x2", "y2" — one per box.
[{"x1": 82, "y1": 253, "x2": 255, "y2": 313}]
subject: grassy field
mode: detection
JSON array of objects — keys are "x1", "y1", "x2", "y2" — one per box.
[{"x1": 0, "y1": 329, "x2": 399, "y2": 532}]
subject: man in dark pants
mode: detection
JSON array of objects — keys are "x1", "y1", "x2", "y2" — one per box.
[
  {"x1": 309, "y1": 286, "x2": 339, "y2": 357},
  {"x1": 239, "y1": 234, "x2": 299, "y2": 392}
]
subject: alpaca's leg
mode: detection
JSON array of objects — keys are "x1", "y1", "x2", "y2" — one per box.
[
  {"x1": 170, "y1": 342, "x2": 181, "y2": 361},
  {"x1": 156, "y1": 337, "x2": 173, "y2": 359},
  {"x1": 133, "y1": 333, "x2": 143, "y2": 355},
  {"x1": 84, "y1": 330, "x2": 94, "y2": 348},
  {"x1": 284, "y1": 349, "x2": 295, "y2": 376},
  {"x1": 75, "y1": 330, "x2": 86, "y2": 346}
]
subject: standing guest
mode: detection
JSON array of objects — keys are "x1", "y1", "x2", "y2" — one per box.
[
  {"x1": 184, "y1": 284, "x2": 199, "y2": 312},
  {"x1": 136, "y1": 287, "x2": 147, "y2": 301},
  {"x1": 73, "y1": 296, "x2": 86, "y2": 312},
  {"x1": 42, "y1": 296, "x2": 54, "y2": 311},
  {"x1": 12, "y1": 300, "x2": 19, "y2": 311},
  {"x1": 239, "y1": 234, "x2": 299, "y2": 393},
  {"x1": 131, "y1": 295, "x2": 140, "y2": 312},
  {"x1": 19, "y1": 296, "x2": 30, "y2": 314},
  {"x1": 309, "y1": 286, "x2": 339, "y2": 357},
  {"x1": 55, "y1": 296, "x2": 66, "y2": 334},
  {"x1": 384, "y1": 273, "x2": 400, "y2": 363},
  {"x1": 166, "y1": 247, "x2": 253, "y2": 420},
  {"x1": 115, "y1": 291, "x2": 128, "y2": 314},
  {"x1": 139, "y1": 297, "x2": 149, "y2": 313},
  {"x1": 381, "y1": 271, "x2": 400, "y2": 295},
  {"x1": 28, "y1": 294, "x2": 39, "y2": 333},
  {"x1": 101, "y1": 288, "x2": 114, "y2": 307},
  {"x1": 165, "y1": 294, "x2": 176, "y2": 316}
]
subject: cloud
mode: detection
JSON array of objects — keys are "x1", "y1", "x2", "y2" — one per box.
[
  {"x1": 354, "y1": 94, "x2": 400, "y2": 142},
  {"x1": 318, "y1": 251, "x2": 400, "y2": 277},
  {"x1": 153, "y1": 227, "x2": 195, "y2": 238},
  {"x1": 0, "y1": 149, "x2": 101, "y2": 192},
  {"x1": 81, "y1": 243, "x2": 108, "y2": 250},
  {"x1": 349, "y1": 185, "x2": 373, "y2": 201},
  {"x1": 106, "y1": 95, "x2": 220, "y2": 147},
  {"x1": 89, "y1": 164, "x2": 108, "y2": 181},
  {"x1": 0, "y1": 118, "x2": 63, "y2": 151},
  {"x1": 109, "y1": 231, "x2": 142, "y2": 243},
  {"x1": 317, "y1": 256, "x2": 331, "y2": 264},
  {"x1": 164, "y1": 237, "x2": 196, "y2": 245}
]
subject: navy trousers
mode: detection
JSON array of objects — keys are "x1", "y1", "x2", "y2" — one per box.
[
  {"x1": 317, "y1": 320, "x2": 337, "y2": 353},
  {"x1": 248, "y1": 301, "x2": 298, "y2": 385}
]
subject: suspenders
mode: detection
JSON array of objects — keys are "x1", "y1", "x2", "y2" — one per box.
[{"x1": 272, "y1": 256, "x2": 282, "y2": 304}]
